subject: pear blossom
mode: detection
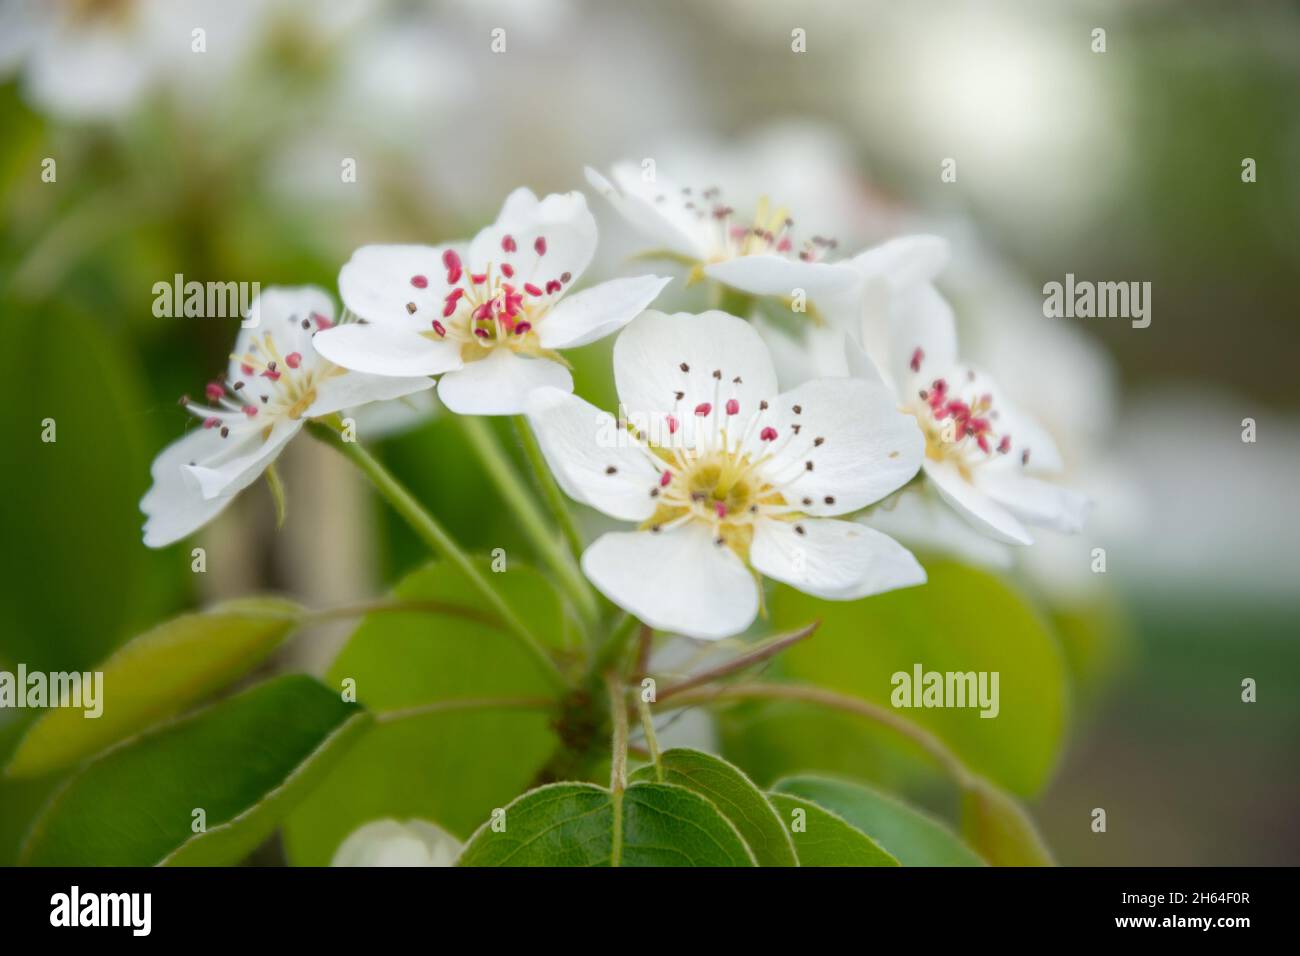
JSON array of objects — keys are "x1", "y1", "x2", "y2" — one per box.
[
  {"x1": 141, "y1": 286, "x2": 432, "y2": 548},
  {"x1": 585, "y1": 163, "x2": 861, "y2": 310},
  {"x1": 747, "y1": 228, "x2": 1089, "y2": 549},
  {"x1": 313, "y1": 188, "x2": 670, "y2": 416},
  {"x1": 863, "y1": 288, "x2": 1090, "y2": 546},
  {"x1": 330, "y1": 818, "x2": 461, "y2": 867},
  {"x1": 525, "y1": 310, "x2": 926, "y2": 640}
]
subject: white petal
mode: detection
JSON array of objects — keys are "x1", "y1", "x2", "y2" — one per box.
[
  {"x1": 844, "y1": 334, "x2": 886, "y2": 386},
  {"x1": 436, "y1": 348, "x2": 572, "y2": 416},
  {"x1": 495, "y1": 185, "x2": 541, "y2": 221},
  {"x1": 888, "y1": 282, "x2": 959, "y2": 389},
  {"x1": 979, "y1": 390, "x2": 1066, "y2": 474},
  {"x1": 338, "y1": 243, "x2": 462, "y2": 328},
  {"x1": 343, "y1": 389, "x2": 440, "y2": 440},
  {"x1": 306, "y1": 368, "x2": 434, "y2": 419},
  {"x1": 538, "y1": 274, "x2": 671, "y2": 350},
  {"x1": 847, "y1": 234, "x2": 950, "y2": 288},
  {"x1": 524, "y1": 387, "x2": 660, "y2": 522},
  {"x1": 612, "y1": 310, "x2": 778, "y2": 447},
  {"x1": 184, "y1": 417, "x2": 302, "y2": 501},
  {"x1": 140, "y1": 428, "x2": 237, "y2": 548},
  {"x1": 312, "y1": 322, "x2": 463, "y2": 378},
  {"x1": 229, "y1": 285, "x2": 335, "y2": 382},
  {"x1": 750, "y1": 517, "x2": 926, "y2": 600},
  {"x1": 863, "y1": 487, "x2": 1014, "y2": 570},
  {"x1": 702, "y1": 255, "x2": 860, "y2": 302},
  {"x1": 922, "y1": 459, "x2": 1032, "y2": 545},
  {"x1": 756, "y1": 378, "x2": 923, "y2": 516},
  {"x1": 468, "y1": 190, "x2": 597, "y2": 289},
  {"x1": 581, "y1": 525, "x2": 759, "y2": 640},
  {"x1": 752, "y1": 315, "x2": 824, "y2": 390},
  {"x1": 976, "y1": 472, "x2": 1091, "y2": 534},
  {"x1": 331, "y1": 819, "x2": 460, "y2": 868},
  {"x1": 584, "y1": 164, "x2": 711, "y2": 261}
]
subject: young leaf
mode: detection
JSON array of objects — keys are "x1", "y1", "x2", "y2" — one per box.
[
  {"x1": 767, "y1": 793, "x2": 899, "y2": 866},
  {"x1": 961, "y1": 777, "x2": 1055, "y2": 866},
  {"x1": 20, "y1": 675, "x2": 368, "y2": 866},
  {"x1": 282, "y1": 561, "x2": 571, "y2": 865},
  {"x1": 774, "y1": 774, "x2": 986, "y2": 866},
  {"x1": 5, "y1": 596, "x2": 302, "y2": 779},
  {"x1": 769, "y1": 559, "x2": 1069, "y2": 796},
  {"x1": 629, "y1": 748, "x2": 796, "y2": 866},
  {"x1": 457, "y1": 781, "x2": 756, "y2": 867}
]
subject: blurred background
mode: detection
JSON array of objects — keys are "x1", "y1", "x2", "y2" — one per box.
[{"x1": 1, "y1": 0, "x2": 1297, "y2": 865}]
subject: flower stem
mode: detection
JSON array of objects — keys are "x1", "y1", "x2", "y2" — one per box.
[
  {"x1": 512, "y1": 415, "x2": 586, "y2": 564},
  {"x1": 307, "y1": 421, "x2": 568, "y2": 690},
  {"x1": 594, "y1": 612, "x2": 642, "y2": 674},
  {"x1": 636, "y1": 694, "x2": 663, "y2": 782},
  {"x1": 459, "y1": 416, "x2": 599, "y2": 626},
  {"x1": 606, "y1": 671, "x2": 628, "y2": 866}
]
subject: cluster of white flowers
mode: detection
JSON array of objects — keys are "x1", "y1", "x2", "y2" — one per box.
[{"x1": 143, "y1": 174, "x2": 1087, "y2": 641}]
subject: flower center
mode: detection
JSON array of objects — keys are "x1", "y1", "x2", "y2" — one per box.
[
  {"x1": 672, "y1": 188, "x2": 838, "y2": 265},
  {"x1": 598, "y1": 364, "x2": 842, "y2": 562},
  {"x1": 913, "y1": 363, "x2": 1016, "y2": 477},
  {"x1": 410, "y1": 239, "x2": 573, "y2": 363},
  {"x1": 181, "y1": 312, "x2": 336, "y2": 440}
]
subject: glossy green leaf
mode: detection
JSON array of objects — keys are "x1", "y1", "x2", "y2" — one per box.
[
  {"x1": 766, "y1": 793, "x2": 899, "y2": 866},
  {"x1": 961, "y1": 777, "x2": 1055, "y2": 866},
  {"x1": 630, "y1": 748, "x2": 795, "y2": 866},
  {"x1": 282, "y1": 561, "x2": 573, "y2": 864},
  {"x1": 774, "y1": 774, "x2": 985, "y2": 866},
  {"x1": 457, "y1": 781, "x2": 756, "y2": 867},
  {"x1": 770, "y1": 558, "x2": 1069, "y2": 795},
  {"x1": 5, "y1": 596, "x2": 301, "y2": 779},
  {"x1": 21, "y1": 675, "x2": 368, "y2": 866}
]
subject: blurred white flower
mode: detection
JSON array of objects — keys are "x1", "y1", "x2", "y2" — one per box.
[
  {"x1": 631, "y1": 121, "x2": 904, "y2": 256},
  {"x1": 856, "y1": 287, "x2": 1089, "y2": 545},
  {"x1": 1, "y1": 0, "x2": 263, "y2": 121},
  {"x1": 141, "y1": 286, "x2": 432, "y2": 547},
  {"x1": 331, "y1": 818, "x2": 461, "y2": 867},
  {"x1": 586, "y1": 163, "x2": 862, "y2": 310},
  {"x1": 315, "y1": 188, "x2": 669, "y2": 416},
  {"x1": 525, "y1": 310, "x2": 925, "y2": 640}
]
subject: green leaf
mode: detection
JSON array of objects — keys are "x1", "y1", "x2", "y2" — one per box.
[
  {"x1": 0, "y1": 714, "x2": 64, "y2": 865},
  {"x1": 766, "y1": 793, "x2": 899, "y2": 866},
  {"x1": 629, "y1": 748, "x2": 796, "y2": 866},
  {"x1": 770, "y1": 558, "x2": 1069, "y2": 795},
  {"x1": 282, "y1": 561, "x2": 572, "y2": 864},
  {"x1": 0, "y1": 307, "x2": 171, "y2": 671},
  {"x1": 719, "y1": 699, "x2": 922, "y2": 791},
  {"x1": 961, "y1": 777, "x2": 1055, "y2": 866},
  {"x1": 5, "y1": 597, "x2": 301, "y2": 779},
  {"x1": 773, "y1": 774, "x2": 985, "y2": 866},
  {"x1": 457, "y1": 781, "x2": 756, "y2": 867},
  {"x1": 20, "y1": 675, "x2": 368, "y2": 866}
]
